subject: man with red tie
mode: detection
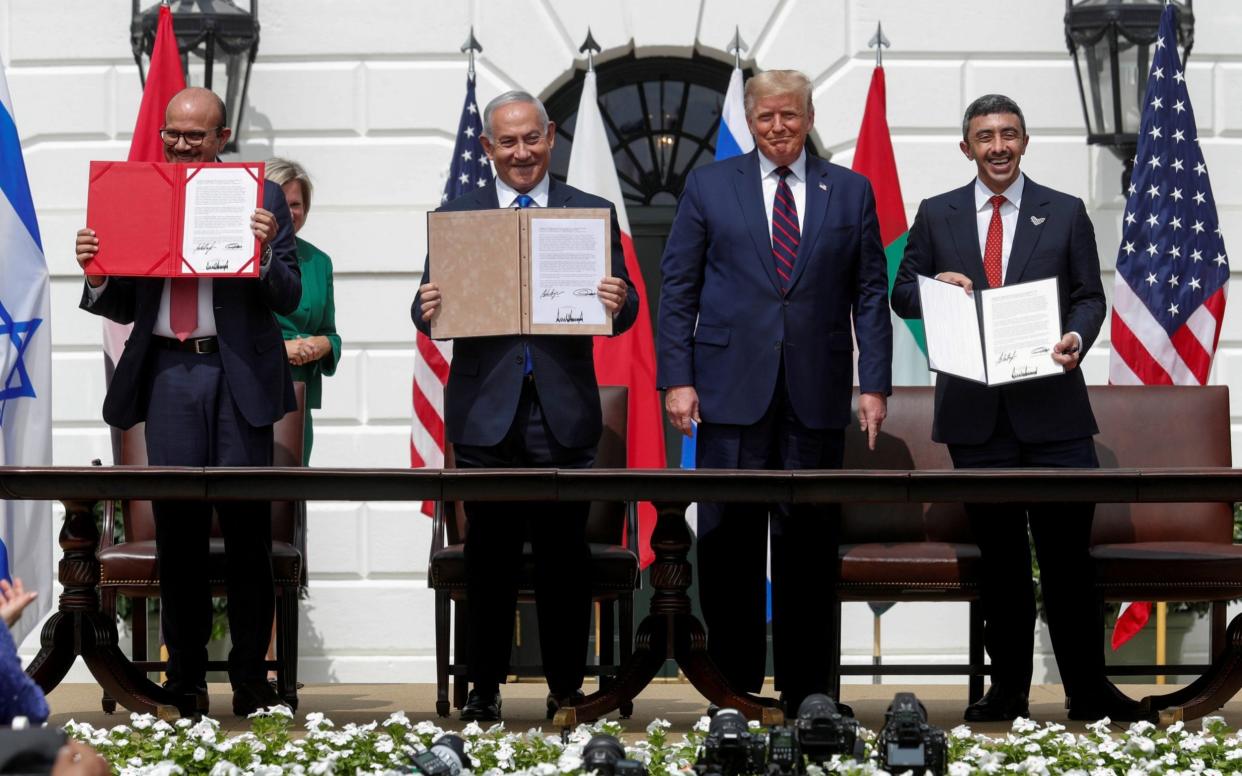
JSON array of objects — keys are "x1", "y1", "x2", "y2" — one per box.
[
  {"x1": 892, "y1": 94, "x2": 1148, "y2": 722},
  {"x1": 75, "y1": 87, "x2": 300, "y2": 718},
  {"x1": 657, "y1": 70, "x2": 892, "y2": 715}
]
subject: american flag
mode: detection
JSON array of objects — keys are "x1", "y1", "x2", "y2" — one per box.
[
  {"x1": 1109, "y1": 3, "x2": 1229, "y2": 386},
  {"x1": 411, "y1": 74, "x2": 490, "y2": 513}
]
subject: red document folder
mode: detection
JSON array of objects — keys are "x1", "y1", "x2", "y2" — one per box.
[{"x1": 85, "y1": 161, "x2": 265, "y2": 277}]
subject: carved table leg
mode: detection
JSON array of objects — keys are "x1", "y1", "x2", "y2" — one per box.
[
  {"x1": 1141, "y1": 611, "x2": 1242, "y2": 724},
  {"x1": 26, "y1": 499, "x2": 179, "y2": 715},
  {"x1": 556, "y1": 500, "x2": 783, "y2": 726}
]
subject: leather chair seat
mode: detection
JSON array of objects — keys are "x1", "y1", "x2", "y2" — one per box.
[
  {"x1": 99, "y1": 538, "x2": 303, "y2": 595},
  {"x1": 838, "y1": 542, "x2": 981, "y2": 600},
  {"x1": 430, "y1": 542, "x2": 638, "y2": 593},
  {"x1": 1093, "y1": 541, "x2": 1242, "y2": 600}
]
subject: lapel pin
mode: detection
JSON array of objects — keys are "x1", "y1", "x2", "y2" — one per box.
[
  {"x1": 818, "y1": 182, "x2": 827, "y2": 191},
  {"x1": 1030, "y1": 215, "x2": 1046, "y2": 226}
]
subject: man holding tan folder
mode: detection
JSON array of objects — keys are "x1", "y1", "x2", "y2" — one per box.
[{"x1": 413, "y1": 90, "x2": 638, "y2": 722}]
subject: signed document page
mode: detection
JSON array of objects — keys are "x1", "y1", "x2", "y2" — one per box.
[
  {"x1": 979, "y1": 276, "x2": 1063, "y2": 386},
  {"x1": 180, "y1": 165, "x2": 261, "y2": 275},
  {"x1": 426, "y1": 209, "x2": 523, "y2": 340},
  {"x1": 917, "y1": 274, "x2": 987, "y2": 383},
  {"x1": 526, "y1": 209, "x2": 612, "y2": 336}
]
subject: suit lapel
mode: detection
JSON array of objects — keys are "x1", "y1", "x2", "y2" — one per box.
[
  {"x1": 1004, "y1": 177, "x2": 1049, "y2": 285},
  {"x1": 946, "y1": 182, "x2": 987, "y2": 289},
  {"x1": 546, "y1": 177, "x2": 573, "y2": 208},
  {"x1": 732, "y1": 151, "x2": 783, "y2": 293},
  {"x1": 786, "y1": 156, "x2": 830, "y2": 293}
]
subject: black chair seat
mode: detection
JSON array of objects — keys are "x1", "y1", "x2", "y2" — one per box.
[
  {"x1": 99, "y1": 538, "x2": 303, "y2": 592},
  {"x1": 1094, "y1": 541, "x2": 1242, "y2": 600},
  {"x1": 838, "y1": 541, "x2": 981, "y2": 600}
]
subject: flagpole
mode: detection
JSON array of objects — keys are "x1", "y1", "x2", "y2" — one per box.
[
  {"x1": 460, "y1": 26, "x2": 481, "y2": 80},
  {"x1": 1156, "y1": 601, "x2": 1168, "y2": 684},
  {"x1": 728, "y1": 27, "x2": 747, "y2": 69},
  {"x1": 868, "y1": 21, "x2": 890, "y2": 67},
  {"x1": 579, "y1": 28, "x2": 600, "y2": 72}
]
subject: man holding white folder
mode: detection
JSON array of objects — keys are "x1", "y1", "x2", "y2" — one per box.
[{"x1": 892, "y1": 94, "x2": 1148, "y2": 722}]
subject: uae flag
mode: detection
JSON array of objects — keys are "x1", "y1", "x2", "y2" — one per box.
[
  {"x1": 851, "y1": 65, "x2": 928, "y2": 385},
  {"x1": 567, "y1": 69, "x2": 664, "y2": 568}
]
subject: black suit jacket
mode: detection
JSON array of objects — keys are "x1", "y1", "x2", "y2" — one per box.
[
  {"x1": 81, "y1": 179, "x2": 302, "y2": 430},
  {"x1": 412, "y1": 178, "x2": 639, "y2": 449},
  {"x1": 891, "y1": 176, "x2": 1106, "y2": 445}
]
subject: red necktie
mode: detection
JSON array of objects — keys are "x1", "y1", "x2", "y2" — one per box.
[
  {"x1": 983, "y1": 194, "x2": 1006, "y2": 288},
  {"x1": 771, "y1": 166, "x2": 800, "y2": 294},
  {"x1": 170, "y1": 278, "x2": 197, "y2": 341}
]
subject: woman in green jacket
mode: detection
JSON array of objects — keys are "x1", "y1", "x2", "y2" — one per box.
[{"x1": 265, "y1": 158, "x2": 341, "y2": 464}]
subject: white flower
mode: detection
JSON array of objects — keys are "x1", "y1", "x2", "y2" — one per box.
[
  {"x1": 376, "y1": 736, "x2": 395, "y2": 754},
  {"x1": 646, "y1": 719, "x2": 671, "y2": 735},
  {"x1": 692, "y1": 716, "x2": 710, "y2": 733},
  {"x1": 557, "y1": 753, "x2": 583, "y2": 773},
  {"x1": 305, "y1": 712, "x2": 331, "y2": 731},
  {"x1": 949, "y1": 763, "x2": 973, "y2": 776},
  {"x1": 207, "y1": 762, "x2": 240, "y2": 776}
]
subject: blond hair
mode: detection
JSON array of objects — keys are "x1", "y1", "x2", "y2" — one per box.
[
  {"x1": 744, "y1": 70, "x2": 814, "y2": 117},
  {"x1": 265, "y1": 157, "x2": 314, "y2": 212}
]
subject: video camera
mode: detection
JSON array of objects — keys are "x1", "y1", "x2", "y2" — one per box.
[
  {"x1": 410, "y1": 734, "x2": 467, "y2": 776},
  {"x1": 876, "y1": 693, "x2": 947, "y2": 776},
  {"x1": 581, "y1": 734, "x2": 647, "y2": 776}
]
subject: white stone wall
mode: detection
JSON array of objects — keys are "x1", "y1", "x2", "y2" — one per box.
[{"x1": 5, "y1": 0, "x2": 1242, "y2": 683}]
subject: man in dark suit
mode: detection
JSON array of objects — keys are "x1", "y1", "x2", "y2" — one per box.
[
  {"x1": 891, "y1": 94, "x2": 1148, "y2": 722},
  {"x1": 657, "y1": 70, "x2": 892, "y2": 714},
  {"x1": 76, "y1": 87, "x2": 300, "y2": 718},
  {"x1": 413, "y1": 91, "x2": 638, "y2": 722}
]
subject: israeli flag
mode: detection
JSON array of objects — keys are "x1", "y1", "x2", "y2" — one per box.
[{"x1": 0, "y1": 55, "x2": 54, "y2": 645}]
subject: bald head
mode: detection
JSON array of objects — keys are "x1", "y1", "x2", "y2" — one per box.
[{"x1": 162, "y1": 87, "x2": 230, "y2": 162}]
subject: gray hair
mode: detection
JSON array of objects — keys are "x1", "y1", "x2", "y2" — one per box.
[
  {"x1": 744, "y1": 70, "x2": 814, "y2": 118},
  {"x1": 265, "y1": 157, "x2": 314, "y2": 212},
  {"x1": 482, "y1": 90, "x2": 550, "y2": 140},
  {"x1": 962, "y1": 94, "x2": 1027, "y2": 139}
]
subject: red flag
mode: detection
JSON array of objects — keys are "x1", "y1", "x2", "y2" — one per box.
[
  {"x1": 851, "y1": 66, "x2": 906, "y2": 245},
  {"x1": 1112, "y1": 601, "x2": 1152, "y2": 650},
  {"x1": 568, "y1": 70, "x2": 665, "y2": 568},
  {"x1": 104, "y1": 4, "x2": 186, "y2": 379}
]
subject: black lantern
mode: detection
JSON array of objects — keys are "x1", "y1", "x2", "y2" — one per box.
[
  {"x1": 131, "y1": 0, "x2": 261, "y2": 153},
  {"x1": 1064, "y1": 0, "x2": 1193, "y2": 192}
]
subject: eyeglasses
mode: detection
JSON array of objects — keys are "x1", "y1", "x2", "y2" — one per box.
[{"x1": 158, "y1": 128, "x2": 222, "y2": 147}]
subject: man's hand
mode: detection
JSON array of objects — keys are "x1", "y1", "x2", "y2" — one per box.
[
  {"x1": 1051, "y1": 332, "x2": 1082, "y2": 371},
  {"x1": 418, "y1": 282, "x2": 441, "y2": 322},
  {"x1": 75, "y1": 228, "x2": 105, "y2": 288},
  {"x1": 51, "y1": 741, "x2": 109, "y2": 776},
  {"x1": 935, "y1": 271, "x2": 974, "y2": 295},
  {"x1": 0, "y1": 577, "x2": 36, "y2": 628},
  {"x1": 251, "y1": 208, "x2": 278, "y2": 246},
  {"x1": 858, "y1": 392, "x2": 887, "y2": 451},
  {"x1": 664, "y1": 385, "x2": 700, "y2": 437},
  {"x1": 597, "y1": 276, "x2": 627, "y2": 316}
]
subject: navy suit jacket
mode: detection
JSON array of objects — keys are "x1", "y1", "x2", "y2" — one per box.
[
  {"x1": 656, "y1": 150, "x2": 892, "y2": 430},
  {"x1": 81, "y1": 179, "x2": 302, "y2": 430},
  {"x1": 411, "y1": 178, "x2": 639, "y2": 449},
  {"x1": 890, "y1": 176, "x2": 1106, "y2": 445}
]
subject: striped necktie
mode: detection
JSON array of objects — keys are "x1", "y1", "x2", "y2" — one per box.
[{"x1": 772, "y1": 166, "x2": 800, "y2": 294}]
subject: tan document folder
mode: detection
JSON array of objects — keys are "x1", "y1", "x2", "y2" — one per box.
[{"x1": 427, "y1": 208, "x2": 613, "y2": 339}]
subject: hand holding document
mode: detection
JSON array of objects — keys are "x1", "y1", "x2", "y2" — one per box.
[
  {"x1": 917, "y1": 275, "x2": 1065, "y2": 386},
  {"x1": 85, "y1": 161, "x2": 264, "y2": 277}
]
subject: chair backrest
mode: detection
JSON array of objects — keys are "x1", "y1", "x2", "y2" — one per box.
[
  {"x1": 119, "y1": 382, "x2": 307, "y2": 543},
  {"x1": 1090, "y1": 384, "x2": 1232, "y2": 544},
  {"x1": 443, "y1": 385, "x2": 629, "y2": 546},
  {"x1": 841, "y1": 384, "x2": 1233, "y2": 547},
  {"x1": 842, "y1": 387, "x2": 971, "y2": 543}
]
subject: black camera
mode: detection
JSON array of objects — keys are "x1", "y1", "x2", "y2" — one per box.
[
  {"x1": 876, "y1": 693, "x2": 947, "y2": 776},
  {"x1": 794, "y1": 693, "x2": 864, "y2": 764},
  {"x1": 694, "y1": 709, "x2": 768, "y2": 776},
  {"x1": 762, "y1": 725, "x2": 799, "y2": 776},
  {"x1": 582, "y1": 734, "x2": 647, "y2": 776},
  {"x1": 411, "y1": 734, "x2": 467, "y2": 776}
]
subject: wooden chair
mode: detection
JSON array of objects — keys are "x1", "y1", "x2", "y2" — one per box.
[
  {"x1": 427, "y1": 385, "x2": 640, "y2": 718},
  {"x1": 97, "y1": 382, "x2": 307, "y2": 713}
]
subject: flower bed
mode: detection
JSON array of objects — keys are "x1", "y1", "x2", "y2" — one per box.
[{"x1": 63, "y1": 709, "x2": 1242, "y2": 776}]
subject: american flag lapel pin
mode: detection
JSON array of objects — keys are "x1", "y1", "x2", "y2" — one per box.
[
  {"x1": 818, "y1": 182, "x2": 827, "y2": 191},
  {"x1": 1030, "y1": 215, "x2": 1046, "y2": 226}
]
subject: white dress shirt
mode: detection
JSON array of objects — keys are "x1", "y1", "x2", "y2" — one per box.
[
  {"x1": 758, "y1": 148, "x2": 807, "y2": 244},
  {"x1": 495, "y1": 174, "x2": 550, "y2": 210},
  {"x1": 974, "y1": 173, "x2": 1024, "y2": 281}
]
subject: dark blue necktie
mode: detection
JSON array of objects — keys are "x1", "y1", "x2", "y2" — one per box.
[
  {"x1": 515, "y1": 194, "x2": 534, "y2": 375},
  {"x1": 772, "y1": 166, "x2": 800, "y2": 294}
]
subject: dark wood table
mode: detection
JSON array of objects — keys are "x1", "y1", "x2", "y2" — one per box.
[{"x1": 2, "y1": 466, "x2": 1239, "y2": 725}]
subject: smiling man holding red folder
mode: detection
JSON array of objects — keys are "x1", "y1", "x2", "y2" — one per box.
[{"x1": 75, "y1": 87, "x2": 300, "y2": 718}]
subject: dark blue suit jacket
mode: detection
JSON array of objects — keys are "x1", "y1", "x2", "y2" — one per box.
[
  {"x1": 412, "y1": 178, "x2": 639, "y2": 449},
  {"x1": 890, "y1": 177, "x2": 1106, "y2": 445},
  {"x1": 656, "y1": 151, "x2": 892, "y2": 430},
  {"x1": 81, "y1": 179, "x2": 302, "y2": 430}
]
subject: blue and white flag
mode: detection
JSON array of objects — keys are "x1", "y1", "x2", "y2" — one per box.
[{"x1": 0, "y1": 56, "x2": 53, "y2": 645}]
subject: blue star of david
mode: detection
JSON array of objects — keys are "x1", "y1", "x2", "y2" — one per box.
[{"x1": 0, "y1": 299, "x2": 41, "y2": 428}]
